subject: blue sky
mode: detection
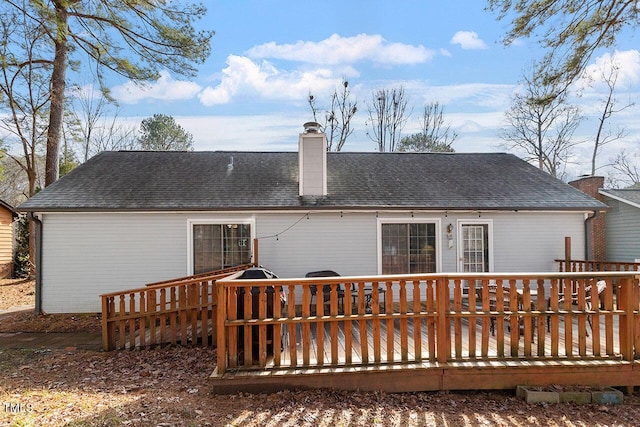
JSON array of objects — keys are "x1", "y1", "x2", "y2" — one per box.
[{"x1": 99, "y1": 1, "x2": 640, "y2": 179}]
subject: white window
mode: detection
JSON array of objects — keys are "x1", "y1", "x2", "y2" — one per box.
[
  {"x1": 379, "y1": 220, "x2": 439, "y2": 274},
  {"x1": 188, "y1": 220, "x2": 254, "y2": 274}
]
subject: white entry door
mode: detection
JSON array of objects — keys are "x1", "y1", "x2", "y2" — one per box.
[{"x1": 458, "y1": 222, "x2": 492, "y2": 273}]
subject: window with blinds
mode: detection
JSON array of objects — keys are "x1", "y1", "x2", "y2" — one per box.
[{"x1": 193, "y1": 224, "x2": 251, "y2": 274}]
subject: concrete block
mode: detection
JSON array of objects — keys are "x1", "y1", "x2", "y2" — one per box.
[
  {"x1": 592, "y1": 387, "x2": 624, "y2": 405},
  {"x1": 559, "y1": 391, "x2": 591, "y2": 404},
  {"x1": 517, "y1": 386, "x2": 559, "y2": 404}
]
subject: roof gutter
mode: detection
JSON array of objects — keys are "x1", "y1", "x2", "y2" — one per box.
[
  {"x1": 584, "y1": 210, "x2": 598, "y2": 260},
  {"x1": 17, "y1": 205, "x2": 606, "y2": 213},
  {"x1": 29, "y1": 212, "x2": 43, "y2": 314}
]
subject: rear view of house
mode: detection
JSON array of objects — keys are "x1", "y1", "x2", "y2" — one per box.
[{"x1": 19, "y1": 125, "x2": 608, "y2": 313}]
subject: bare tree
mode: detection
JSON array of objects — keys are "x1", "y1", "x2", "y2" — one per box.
[
  {"x1": 611, "y1": 149, "x2": 640, "y2": 187},
  {"x1": 366, "y1": 86, "x2": 410, "y2": 152},
  {"x1": 307, "y1": 79, "x2": 357, "y2": 151},
  {"x1": 397, "y1": 102, "x2": 457, "y2": 152},
  {"x1": 583, "y1": 63, "x2": 634, "y2": 176},
  {"x1": 0, "y1": 5, "x2": 51, "y2": 277},
  {"x1": 91, "y1": 113, "x2": 138, "y2": 154},
  {"x1": 68, "y1": 86, "x2": 137, "y2": 161},
  {"x1": 500, "y1": 71, "x2": 583, "y2": 178},
  {"x1": 0, "y1": 155, "x2": 44, "y2": 207},
  {"x1": 0, "y1": 8, "x2": 49, "y2": 198},
  {"x1": 71, "y1": 85, "x2": 109, "y2": 162},
  {"x1": 0, "y1": 1, "x2": 213, "y2": 187}
]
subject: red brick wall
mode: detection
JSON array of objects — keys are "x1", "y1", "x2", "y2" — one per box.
[{"x1": 569, "y1": 176, "x2": 606, "y2": 261}]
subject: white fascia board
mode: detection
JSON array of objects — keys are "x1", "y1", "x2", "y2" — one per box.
[{"x1": 599, "y1": 190, "x2": 640, "y2": 210}]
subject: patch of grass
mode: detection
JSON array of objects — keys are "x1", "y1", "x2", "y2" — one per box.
[{"x1": 66, "y1": 411, "x2": 125, "y2": 427}]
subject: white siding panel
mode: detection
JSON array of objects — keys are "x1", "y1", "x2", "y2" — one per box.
[
  {"x1": 256, "y1": 212, "x2": 378, "y2": 277},
  {"x1": 42, "y1": 213, "x2": 188, "y2": 313},
  {"x1": 491, "y1": 212, "x2": 585, "y2": 272},
  {"x1": 40, "y1": 210, "x2": 587, "y2": 312}
]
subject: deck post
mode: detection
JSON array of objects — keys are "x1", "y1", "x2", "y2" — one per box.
[
  {"x1": 564, "y1": 237, "x2": 571, "y2": 271},
  {"x1": 253, "y1": 238, "x2": 259, "y2": 266},
  {"x1": 216, "y1": 281, "x2": 227, "y2": 373},
  {"x1": 436, "y1": 276, "x2": 449, "y2": 364},
  {"x1": 635, "y1": 275, "x2": 640, "y2": 358},
  {"x1": 101, "y1": 296, "x2": 114, "y2": 351},
  {"x1": 619, "y1": 277, "x2": 635, "y2": 362}
]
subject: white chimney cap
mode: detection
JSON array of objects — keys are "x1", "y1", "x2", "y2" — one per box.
[{"x1": 303, "y1": 121, "x2": 321, "y2": 133}]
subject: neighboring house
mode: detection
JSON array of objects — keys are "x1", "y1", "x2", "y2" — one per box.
[
  {"x1": 19, "y1": 125, "x2": 607, "y2": 313},
  {"x1": 0, "y1": 199, "x2": 17, "y2": 278},
  {"x1": 599, "y1": 188, "x2": 640, "y2": 262}
]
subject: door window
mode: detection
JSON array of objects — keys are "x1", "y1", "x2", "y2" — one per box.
[{"x1": 460, "y1": 223, "x2": 490, "y2": 272}]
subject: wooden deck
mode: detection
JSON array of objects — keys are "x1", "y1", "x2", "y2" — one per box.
[
  {"x1": 212, "y1": 314, "x2": 637, "y2": 394},
  {"x1": 277, "y1": 315, "x2": 623, "y2": 366},
  {"x1": 211, "y1": 271, "x2": 640, "y2": 393},
  {"x1": 99, "y1": 264, "x2": 640, "y2": 394}
]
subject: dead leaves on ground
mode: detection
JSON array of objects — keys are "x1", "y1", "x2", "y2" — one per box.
[{"x1": 1, "y1": 346, "x2": 639, "y2": 426}]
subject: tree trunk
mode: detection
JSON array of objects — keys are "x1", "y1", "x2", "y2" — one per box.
[{"x1": 45, "y1": 3, "x2": 69, "y2": 187}]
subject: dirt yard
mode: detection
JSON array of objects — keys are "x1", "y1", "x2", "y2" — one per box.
[
  {"x1": 0, "y1": 278, "x2": 35, "y2": 310},
  {"x1": 1, "y1": 280, "x2": 639, "y2": 426}
]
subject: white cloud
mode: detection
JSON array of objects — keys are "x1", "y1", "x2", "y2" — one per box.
[
  {"x1": 198, "y1": 54, "x2": 355, "y2": 106},
  {"x1": 66, "y1": 83, "x2": 98, "y2": 99},
  {"x1": 415, "y1": 83, "x2": 515, "y2": 110},
  {"x1": 578, "y1": 49, "x2": 640, "y2": 90},
  {"x1": 111, "y1": 70, "x2": 202, "y2": 104},
  {"x1": 121, "y1": 33, "x2": 436, "y2": 108},
  {"x1": 450, "y1": 31, "x2": 488, "y2": 50},
  {"x1": 176, "y1": 113, "x2": 310, "y2": 151},
  {"x1": 246, "y1": 33, "x2": 435, "y2": 65}
]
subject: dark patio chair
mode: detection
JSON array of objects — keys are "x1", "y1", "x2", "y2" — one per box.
[
  {"x1": 473, "y1": 286, "x2": 496, "y2": 336},
  {"x1": 306, "y1": 270, "x2": 345, "y2": 314},
  {"x1": 546, "y1": 279, "x2": 606, "y2": 337}
]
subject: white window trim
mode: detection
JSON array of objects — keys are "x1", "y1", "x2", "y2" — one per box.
[
  {"x1": 186, "y1": 218, "x2": 256, "y2": 275},
  {"x1": 376, "y1": 218, "x2": 442, "y2": 274},
  {"x1": 456, "y1": 219, "x2": 494, "y2": 273}
]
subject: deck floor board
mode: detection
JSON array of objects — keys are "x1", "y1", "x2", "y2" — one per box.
[{"x1": 272, "y1": 315, "x2": 622, "y2": 368}]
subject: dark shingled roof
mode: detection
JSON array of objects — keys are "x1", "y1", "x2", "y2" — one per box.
[{"x1": 18, "y1": 151, "x2": 608, "y2": 212}]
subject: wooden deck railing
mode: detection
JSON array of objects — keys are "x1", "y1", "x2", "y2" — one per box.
[
  {"x1": 557, "y1": 259, "x2": 640, "y2": 273},
  {"x1": 101, "y1": 264, "x2": 252, "y2": 351},
  {"x1": 215, "y1": 271, "x2": 640, "y2": 374},
  {"x1": 144, "y1": 265, "x2": 254, "y2": 287}
]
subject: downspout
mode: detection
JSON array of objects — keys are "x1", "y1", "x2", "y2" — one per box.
[
  {"x1": 29, "y1": 212, "x2": 43, "y2": 314},
  {"x1": 584, "y1": 210, "x2": 598, "y2": 261}
]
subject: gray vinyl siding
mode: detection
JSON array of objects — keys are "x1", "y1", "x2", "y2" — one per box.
[
  {"x1": 40, "y1": 210, "x2": 587, "y2": 313},
  {"x1": 604, "y1": 198, "x2": 640, "y2": 262}
]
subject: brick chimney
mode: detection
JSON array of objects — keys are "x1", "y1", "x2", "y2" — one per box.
[
  {"x1": 569, "y1": 176, "x2": 606, "y2": 261},
  {"x1": 298, "y1": 122, "x2": 327, "y2": 196}
]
